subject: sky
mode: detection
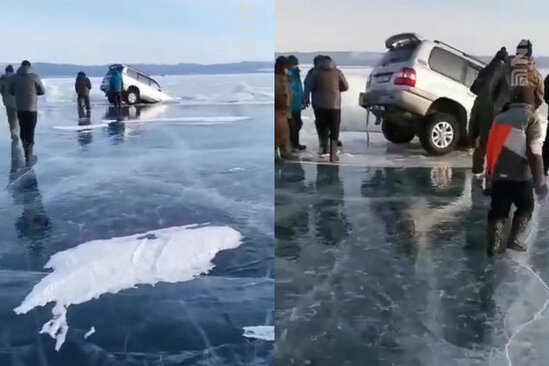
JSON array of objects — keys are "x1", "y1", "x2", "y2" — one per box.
[
  {"x1": 0, "y1": 0, "x2": 273, "y2": 65},
  {"x1": 276, "y1": 0, "x2": 549, "y2": 57}
]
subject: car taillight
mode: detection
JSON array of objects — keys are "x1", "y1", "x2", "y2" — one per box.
[
  {"x1": 394, "y1": 67, "x2": 416, "y2": 87},
  {"x1": 366, "y1": 73, "x2": 372, "y2": 88}
]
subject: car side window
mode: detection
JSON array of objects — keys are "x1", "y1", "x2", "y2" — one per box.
[
  {"x1": 428, "y1": 47, "x2": 466, "y2": 84},
  {"x1": 464, "y1": 64, "x2": 480, "y2": 88},
  {"x1": 150, "y1": 79, "x2": 161, "y2": 90},
  {"x1": 127, "y1": 69, "x2": 138, "y2": 80}
]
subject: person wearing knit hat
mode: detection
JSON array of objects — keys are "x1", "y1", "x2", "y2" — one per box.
[
  {"x1": 484, "y1": 85, "x2": 547, "y2": 255},
  {"x1": 488, "y1": 39, "x2": 544, "y2": 115},
  {"x1": 516, "y1": 39, "x2": 532, "y2": 57}
]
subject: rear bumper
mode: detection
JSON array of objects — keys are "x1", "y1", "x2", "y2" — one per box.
[{"x1": 359, "y1": 88, "x2": 433, "y2": 118}]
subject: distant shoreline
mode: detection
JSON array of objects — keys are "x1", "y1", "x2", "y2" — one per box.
[{"x1": 0, "y1": 61, "x2": 272, "y2": 78}]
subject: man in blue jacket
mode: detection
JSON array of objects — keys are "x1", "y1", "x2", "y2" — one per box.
[
  {"x1": 109, "y1": 69, "x2": 123, "y2": 107},
  {"x1": 287, "y1": 55, "x2": 306, "y2": 151}
]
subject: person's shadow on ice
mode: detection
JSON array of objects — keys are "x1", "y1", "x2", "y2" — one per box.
[{"x1": 8, "y1": 141, "x2": 50, "y2": 250}]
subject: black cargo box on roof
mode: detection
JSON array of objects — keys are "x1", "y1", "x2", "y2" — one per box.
[{"x1": 385, "y1": 33, "x2": 422, "y2": 49}]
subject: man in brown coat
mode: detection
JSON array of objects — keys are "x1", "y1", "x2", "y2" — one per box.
[
  {"x1": 275, "y1": 56, "x2": 294, "y2": 160},
  {"x1": 75, "y1": 71, "x2": 92, "y2": 118},
  {"x1": 303, "y1": 55, "x2": 348, "y2": 162}
]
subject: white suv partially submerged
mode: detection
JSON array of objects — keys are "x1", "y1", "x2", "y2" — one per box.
[
  {"x1": 359, "y1": 33, "x2": 485, "y2": 155},
  {"x1": 100, "y1": 64, "x2": 172, "y2": 105}
]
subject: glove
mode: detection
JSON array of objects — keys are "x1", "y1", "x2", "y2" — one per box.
[{"x1": 536, "y1": 184, "x2": 548, "y2": 199}]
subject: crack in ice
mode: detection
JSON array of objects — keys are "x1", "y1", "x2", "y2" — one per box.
[{"x1": 504, "y1": 207, "x2": 548, "y2": 366}]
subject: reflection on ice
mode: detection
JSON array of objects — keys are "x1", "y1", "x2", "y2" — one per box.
[
  {"x1": 8, "y1": 142, "x2": 50, "y2": 247},
  {"x1": 14, "y1": 224, "x2": 243, "y2": 351}
]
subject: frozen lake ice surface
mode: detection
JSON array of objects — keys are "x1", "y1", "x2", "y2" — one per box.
[
  {"x1": 275, "y1": 65, "x2": 549, "y2": 365},
  {"x1": 0, "y1": 73, "x2": 274, "y2": 365}
]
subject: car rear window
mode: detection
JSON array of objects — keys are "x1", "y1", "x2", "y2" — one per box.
[{"x1": 378, "y1": 45, "x2": 417, "y2": 66}]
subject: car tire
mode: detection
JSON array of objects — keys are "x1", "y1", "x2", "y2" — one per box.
[
  {"x1": 381, "y1": 120, "x2": 415, "y2": 144},
  {"x1": 125, "y1": 88, "x2": 140, "y2": 105},
  {"x1": 420, "y1": 113, "x2": 460, "y2": 155}
]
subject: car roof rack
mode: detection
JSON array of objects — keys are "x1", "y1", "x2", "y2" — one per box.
[
  {"x1": 385, "y1": 33, "x2": 422, "y2": 49},
  {"x1": 434, "y1": 40, "x2": 486, "y2": 65}
]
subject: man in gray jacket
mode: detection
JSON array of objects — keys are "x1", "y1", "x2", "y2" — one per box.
[
  {"x1": 0, "y1": 65, "x2": 18, "y2": 141},
  {"x1": 10, "y1": 60, "x2": 45, "y2": 166},
  {"x1": 303, "y1": 56, "x2": 349, "y2": 162}
]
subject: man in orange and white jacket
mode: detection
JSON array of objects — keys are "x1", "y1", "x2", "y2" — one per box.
[{"x1": 484, "y1": 87, "x2": 547, "y2": 255}]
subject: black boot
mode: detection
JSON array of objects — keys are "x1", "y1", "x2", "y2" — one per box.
[
  {"x1": 487, "y1": 219, "x2": 505, "y2": 256},
  {"x1": 330, "y1": 139, "x2": 339, "y2": 162},
  {"x1": 26, "y1": 143, "x2": 37, "y2": 167},
  {"x1": 318, "y1": 135, "x2": 329, "y2": 156},
  {"x1": 507, "y1": 213, "x2": 530, "y2": 251}
]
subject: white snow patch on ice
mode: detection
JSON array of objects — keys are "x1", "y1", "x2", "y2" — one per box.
[
  {"x1": 101, "y1": 116, "x2": 250, "y2": 124},
  {"x1": 14, "y1": 224, "x2": 243, "y2": 351},
  {"x1": 243, "y1": 325, "x2": 274, "y2": 341},
  {"x1": 52, "y1": 124, "x2": 109, "y2": 131},
  {"x1": 84, "y1": 326, "x2": 95, "y2": 339}
]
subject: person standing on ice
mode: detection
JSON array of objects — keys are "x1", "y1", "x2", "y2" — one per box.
[
  {"x1": 287, "y1": 55, "x2": 306, "y2": 151},
  {"x1": 303, "y1": 55, "x2": 348, "y2": 162},
  {"x1": 489, "y1": 39, "x2": 544, "y2": 114},
  {"x1": 109, "y1": 69, "x2": 123, "y2": 108},
  {"x1": 484, "y1": 87, "x2": 547, "y2": 256},
  {"x1": 542, "y1": 73, "x2": 549, "y2": 175},
  {"x1": 9, "y1": 60, "x2": 45, "y2": 166},
  {"x1": 468, "y1": 47, "x2": 508, "y2": 178},
  {"x1": 0, "y1": 65, "x2": 19, "y2": 141},
  {"x1": 274, "y1": 56, "x2": 295, "y2": 160},
  {"x1": 75, "y1": 71, "x2": 92, "y2": 118}
]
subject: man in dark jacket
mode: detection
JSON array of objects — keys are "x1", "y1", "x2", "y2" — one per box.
[
  {"x1": 468, "y1": 47, "x2": 507, "y2": 176},
  {"x1": 75, "y1": 71, "x2": 92, "y2": 118},
  {"x1": 9, "y1": 60, "x2": 46, "y2": 166},
  {"x1": 0, "y1": 65, "x2": 18, "y2": 140},
  {"x1": 303, "y1": 56, "x2": 349, "y2": 162},
  {"x1": 484, "y1": 87, "x2": 547, "y2": 255}
]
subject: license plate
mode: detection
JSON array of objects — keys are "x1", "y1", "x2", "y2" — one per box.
[
  {"x1": 375, "y1": 74, "x2": 392, "y2": 83},
  {"x1": 370, "y1": 105, "x2": 385, "y2": 111}
]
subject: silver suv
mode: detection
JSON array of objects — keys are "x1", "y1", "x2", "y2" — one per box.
[{"x1": 359, "y1": 33, "x2": 485, "y2": 155}]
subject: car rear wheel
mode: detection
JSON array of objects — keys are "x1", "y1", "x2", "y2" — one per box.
[
  {"x1": 125, "y1": 88, "x2": 140, "y2": 105},
  {"x1": 381, "y1": 120, "x2": 416, "y2": 144},
  {"x1": 420, "y1": 113, "x2": 460, "y2": 155}
]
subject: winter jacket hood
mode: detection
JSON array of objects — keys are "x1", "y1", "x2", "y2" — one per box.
[
  {"x1": 10, "y1": 65, "x2": 45, "y2": 112},
  {"x1": 318, "y1": 58, "x2": 336, "y2": 71}
]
